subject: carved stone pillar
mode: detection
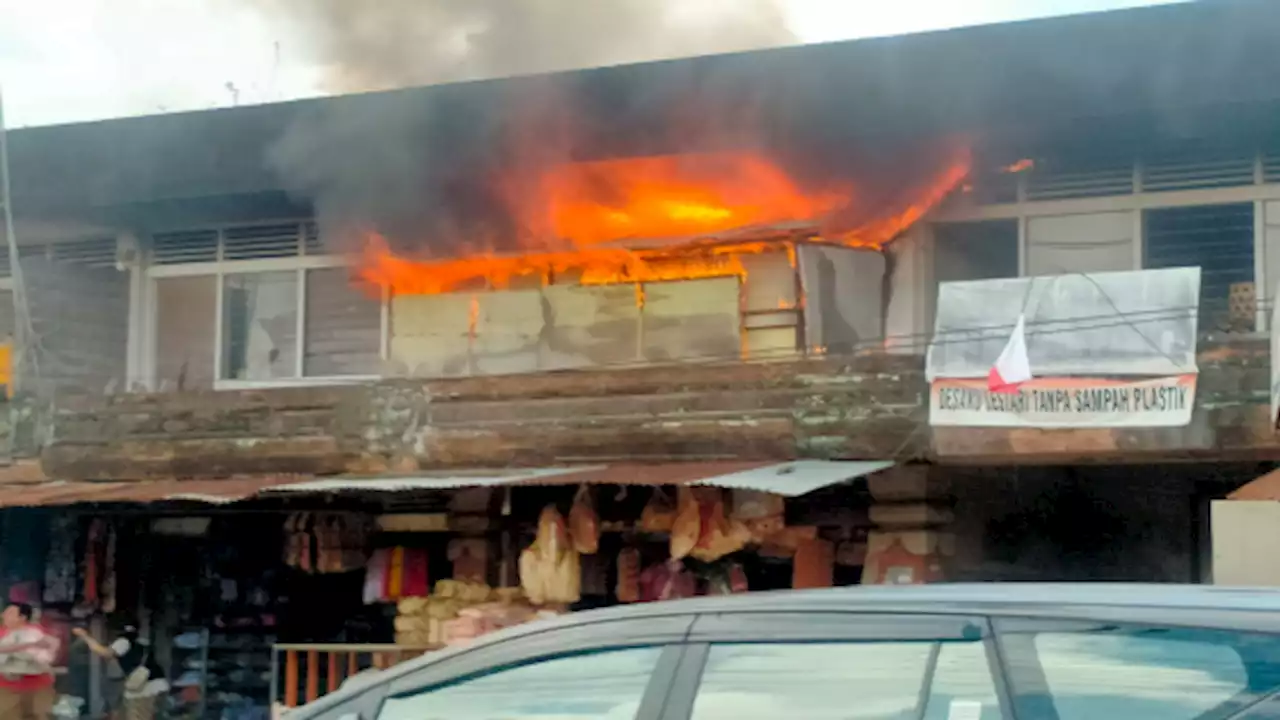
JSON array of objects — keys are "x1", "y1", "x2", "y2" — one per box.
[{"x1": 861, "y1": 466, "x2": 955, "y2": 585}]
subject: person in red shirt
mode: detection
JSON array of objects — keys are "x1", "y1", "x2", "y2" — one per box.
[{"x1": 0, "y1": 603, "x2": 57, "y2": 720}]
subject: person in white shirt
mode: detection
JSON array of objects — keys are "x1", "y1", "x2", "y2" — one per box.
[{"x1": 73, "y1": 625, "x2": 164, "y2": 720}]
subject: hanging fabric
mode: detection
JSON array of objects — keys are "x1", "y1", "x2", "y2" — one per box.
[
  {"x1": 101, "y1": 524, "x2": 118, "y2": 613},
  {"x1": 363, "y1": 549, "x2": 389, "y2": 605},
  {"x1": 42, "y1": 517, "x2": 77, "y2": 604},
  {"x1": 81, "y1": 519, "x2": 106, "y2": 608}
]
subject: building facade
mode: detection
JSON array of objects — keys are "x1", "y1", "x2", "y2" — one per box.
[{"x1": 1, "y1": 0, "x2": 1278, "y2": 586}]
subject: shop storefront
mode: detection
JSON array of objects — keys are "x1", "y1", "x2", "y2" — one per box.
[{"x1": 0, "y1": 460, "x2": 893, "y2": 717}]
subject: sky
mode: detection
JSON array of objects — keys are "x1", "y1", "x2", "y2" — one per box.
[{"x1": 0, "y1": 0, "x2": 1183, "y2": 129}]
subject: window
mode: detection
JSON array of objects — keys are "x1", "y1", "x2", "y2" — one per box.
[
  {"x1": 690, "y1": 640, "x2": 999, "y2": 720},
  {"x1": 148, "y1": 224, "x2": 383, "y2": 388},
  {"x1": 377, "y1": 646, "x2": 663, "y2": 720},
  {"x1": 304, "y1": 268, "x2": 382, "y2": 376},
  {"x1": 923, "y1": 642, "x2": 1001, "y2": 720},
  {"x1": 1145, "y1": 203, "x2": 1255, "y2": 327},
  {"x1": 223, "y1": 271, "x2": 299, "y2": 381},
  {"x1": 1000, "y1": 623, "x2": 1277, "y2": 720},
  {"x1": 933, "y1": 221, "x2": 1019, "y2": 286},
  {"x1": 155, "y1": 277, "x2": 216, "y2": 390}
]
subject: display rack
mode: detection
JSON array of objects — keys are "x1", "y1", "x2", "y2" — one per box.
[{"x1": 166, "y1": 628, "x2": 209, "y2": 720}]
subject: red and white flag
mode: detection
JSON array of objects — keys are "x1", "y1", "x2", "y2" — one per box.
[{"x1": 988, "y1": 314, "x2": 1032, "y2": 393}]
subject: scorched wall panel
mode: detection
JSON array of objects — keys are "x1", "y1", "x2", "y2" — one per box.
[
  {"x1": 641, "y1": 278, "x2": 740, "y2": 363},
  {"x1": 540, "y1": 284, "x2": 640, "y2": 370},
  {"x1": 390, "y1": 294, "x2": 473, "y2": 377},
  {"x1": 473, "y1": 289, "x2": 543, "y2": 375}
]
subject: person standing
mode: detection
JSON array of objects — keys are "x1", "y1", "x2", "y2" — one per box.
[
  {"x1": 0, "y1": 603, "x2": 57, "y2": 720},
  {"x1": 73, "y1": 626, "x2": 165, "y2": 720}
]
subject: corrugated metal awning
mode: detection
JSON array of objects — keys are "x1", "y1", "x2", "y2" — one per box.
[
  {"x1": 259, "y1": 461, "x2": 894, "y2": 498},
  {"x1": 0, "y1": 475, "x2": 312, "y2": 509},
  {"x1": 0, "y1": 461, "x2": 894, "y2": 509}
]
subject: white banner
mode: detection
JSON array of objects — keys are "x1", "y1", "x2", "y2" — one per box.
[{"x1": 930, "y1": 375, "x2": 1196, "y2": 428}]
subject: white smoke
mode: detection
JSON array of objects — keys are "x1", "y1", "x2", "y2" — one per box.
[{"x1": 242, "y1": 0, "x2": 796, "y2": 93}]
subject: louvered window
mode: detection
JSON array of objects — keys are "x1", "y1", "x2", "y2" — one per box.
[
  {"x1": 303, "y1": 223, "x2": 324, "y2": 256},
  {"x1": 1141, "y1": 152, "x2": 1256, "y2": 192},
  {"x1": 151, "y1": 222, "x2": 316, "y2": 264},
  {"x1": 50, "y1": 238, "x2": 118, "y2": 268},
  {"x1": 1262, "y1": 152, "x2": 1280, "y2": 184},
  {"x1": 223, "y1": 224, "x2": 302, "y2": 260},
  {"x1": 152, "y1": 230, "x2": 219, "y2": 265},
  {"x1": 1025, "y1": 163, "x2": 1134, "y2": 201}
]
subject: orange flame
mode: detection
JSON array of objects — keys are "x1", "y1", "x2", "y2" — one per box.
[
  {"x1": 1003, "y1": 158, "x2": 1034, "y2": 174},
  {"x1": 357, "y1": 145, "x2": 971, "y2": 296},
  {"x1": 532, "y1": 153, "x2": 848, "y2": 245}
]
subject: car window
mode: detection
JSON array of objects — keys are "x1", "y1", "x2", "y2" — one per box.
[
  {"x1": 923, "y1": 641, "x2": 1002, "y2": 720},
  {"x1": 689, "y1": 640, "x2": 998, "y2": 720},
  {"x1": 1000, "y1": 624, "x2": 1278, "y2": 720},
  {"x1": 376, "y1": 646, "x2": 663, "y2": 720}
]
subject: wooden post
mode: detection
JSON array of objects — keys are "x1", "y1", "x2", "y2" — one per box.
[
  {"x1": 348, "y1": 651, "x2": 358, "y2": 677},
  {"x1": 306, "y1": 650, "x2": 320, "y2": 704},
  {"x1": 284, "y1": 651, "x2": 299, "y2": 708},
  {"x1": 327, "y1": 652, "x2": 339, "y2": 694}
]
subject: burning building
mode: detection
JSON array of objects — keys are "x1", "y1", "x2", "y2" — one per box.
[{"x1": 0, "y1": 0, "x2": 1278, "y2": 604}]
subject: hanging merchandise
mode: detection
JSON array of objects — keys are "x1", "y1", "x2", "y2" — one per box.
[
  {"x1": 568, "y1": 486, "x2": 600, "y2": 555},
  {"x1": 793, "y1": 538, "x2": 835, "y2": 589},
  {"x1": 518, "y1": 506, "x2": 581, "y2": 606},
  {"x1": 101, "y1": 524, "x2": 117, "y2": 614},
  {"x1": 448, "y1": 539, "x2": 488, "y2": 584},
  {"x1": 615, "y1": 548, "x2": 641, "y2": 603},
  {"x1": 363, "y1": 549, "x2": 389, "y2": 605},
  {"x1": 283, "y1": 513, "x2": 311, "y2": 571},
  {"x1": 81, "y1": 519, "x2": 106, "y2": 609},
  {"x1": 282, "y1": 513, "x2": 372, "y2": 573},
  {"x1": 42, "y1": 517, "x2": 77, "y2": 605},
  {"x1": 401, "y1": 548, "x2": 430, "y2": 598},
  {"x1": 639, "y1": 560, "x2": 696, "y2": 602},
  {"x1": 730, "y1": 490, "x2": 787, "y2": 544},
  {"x1": 385, "y1": 547, "x2": 405, "y2": 599},
  {"x1": 640, "y1": 489, "x2": 677, "y2": 533},
  {"x1": 671, "y1": 487, "x2": 751, "y2": 563},
  {"x1": 579, "y1": 553, "x2": 608, "y2": 597},
  {"x1": 706, "y1": 561, "x2": 750, "y2": 596},
  {"x1": 362, "y1": 547, "x2": 428, "y2": 604}
]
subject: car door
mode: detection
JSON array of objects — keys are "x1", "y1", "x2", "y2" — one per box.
[
  {"x1": 659, "y1": 611, "x2": 1012, "y2": 720},
  {"x1": 300, "y1": 613, "x2": 697, "y2": 720}
]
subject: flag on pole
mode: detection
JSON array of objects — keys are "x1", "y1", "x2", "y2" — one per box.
[{"x1": 988, "y1": 314, "x2": 1032, "y2": 393}]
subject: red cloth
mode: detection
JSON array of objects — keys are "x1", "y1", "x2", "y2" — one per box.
[
  {"x1": 400, "y1": 548, "x2": 430, "y2": 598},
  {"x1": 0, "y1": 627, "x2": 55, "y2": 691}
]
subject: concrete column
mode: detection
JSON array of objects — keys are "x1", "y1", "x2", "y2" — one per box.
[{"x1": 861, "y1": 465, "x2": 956, "y2": 585}]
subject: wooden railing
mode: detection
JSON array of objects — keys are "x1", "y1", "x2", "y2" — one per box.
[{"x1": 271, "y1": 643, "x2": 440, "y2": 708}]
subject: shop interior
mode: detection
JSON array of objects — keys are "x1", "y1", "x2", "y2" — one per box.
[{"x1": 0, "y1": 479, "x2": 872, "y2": 719}]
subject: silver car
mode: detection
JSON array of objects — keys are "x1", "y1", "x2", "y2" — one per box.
[{"x1": 287, "y1": 583, "x2": 1280, "y2": 720}]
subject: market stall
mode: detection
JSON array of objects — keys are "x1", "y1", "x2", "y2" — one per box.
[{"x1": 0, "y1": 459, "x2": 893, "y2": 715}]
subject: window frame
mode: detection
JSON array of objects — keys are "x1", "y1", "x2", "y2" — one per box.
[
  {"x1": 355, "y1": 614, "x2": 697, "y2": 720},
  {"x1": 142, "y1": 223, "x2": 388, "y2": 391},
  {"x1": 661, "y1": 611, "x2": 1013, "y2": 720}
]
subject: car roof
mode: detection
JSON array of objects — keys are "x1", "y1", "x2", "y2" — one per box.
[{"x1": 291, "y1": 584, "x2": 1280, "y2": 717}]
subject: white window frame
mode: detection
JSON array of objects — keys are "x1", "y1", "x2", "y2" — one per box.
[
  {"x1": 934, "y1": 152, "x2": 1279, "y2": 332},
  {"x1": 142, "y1": 223, "x2": 388, "y2": 391}
]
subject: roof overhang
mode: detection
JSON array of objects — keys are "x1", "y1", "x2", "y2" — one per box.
[{"x1": 0, "y1": 461, "x2": 894, "y2": 509}]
